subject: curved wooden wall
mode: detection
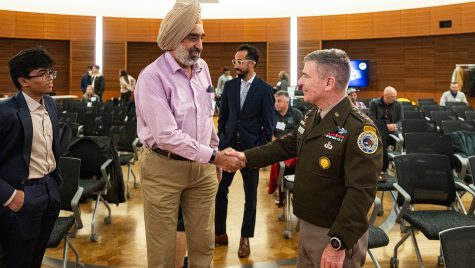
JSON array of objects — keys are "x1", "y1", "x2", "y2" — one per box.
[{"x1": 1, "y1": 2, "x2": 475, "y2": 105}]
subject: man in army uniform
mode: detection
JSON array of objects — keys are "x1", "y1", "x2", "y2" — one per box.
[{"x1": 227, "y1": 48, "x2": 382, "y2": 268}]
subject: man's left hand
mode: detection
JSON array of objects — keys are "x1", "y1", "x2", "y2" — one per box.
[
  {"x1": 320, "y1": 243, "x2": 345, "y2": 268},
  {"x1": 216, "y1": 167, "x2": 222, "y2": 183}
]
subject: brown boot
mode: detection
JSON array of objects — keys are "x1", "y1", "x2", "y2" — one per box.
[
  {"x1": 238, "y1": 237, "x2": 250, "y2": 258},
  {"x1": 215, "y1": 233, "x2": 228, "y2": 246}
]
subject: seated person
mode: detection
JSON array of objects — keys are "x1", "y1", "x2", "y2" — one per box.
[
  {"x1": 440, "y1": 82, "x2": 467, "y2": 106},
  {"x1": 268, "y1": 90, "x2": 302, "y2": 206},
  {"x1": 369, "y1": 86, "x2": 402, "y2": 148},
  {"x1": 81, "y1": 85, "x2": 100, "y2": 104},
  {"x1": 347, "y1": 87, "x2": 367, "y2": 111}
]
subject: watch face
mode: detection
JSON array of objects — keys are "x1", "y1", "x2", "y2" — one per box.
[{"x1": 330, "y1": 237, "x2": 341, "y2": 250}]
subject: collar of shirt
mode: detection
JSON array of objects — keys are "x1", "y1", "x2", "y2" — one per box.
[
  {"x1": 165, "y1": 51, "x2": 203, "y2": 76},
  {"x1": 241, "y1": 73, "x2": 256, "y2": 86},
  {"x1": 320, "y1": 94, "x2": 347, "y2": 119},
  {"x1": 22, "y1": 91, "x2": 44, "y2": 112}
]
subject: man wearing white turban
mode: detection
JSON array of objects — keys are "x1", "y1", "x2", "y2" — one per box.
[{"x1": 135, "y1": 1, "x2": 243, "y2": 267}]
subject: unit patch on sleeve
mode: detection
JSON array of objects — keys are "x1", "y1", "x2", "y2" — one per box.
[{"x1": 357, "y1": 131, "x2": 378, "y2": 154}]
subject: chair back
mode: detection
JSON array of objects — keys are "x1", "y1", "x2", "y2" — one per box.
[
  {"x1": 465, "y1": 111, "x2": 475, "y2": 122},
  {"x1": 441, "y1": 120, "x2": 475, "y2": 134},
  {"x1": 421, "y1": 105, "x2": 444, "y2": 117},
  {"x1": 394, "y1": 154, "x2": 456, "y2": 207},
  {"x1": 451, "y1": 105, "x2": 473, "y2": 119},
  {"x1": 59, "y1": 112, "x2": 78, "y2": 125},
  {"x1": 430, "y1": 110, "x2": 458, "y2": 128},
  {"x1": 404, "y1": 133, "x2": 457, "y2": 170},
  {"x1": 445, "y1": 101, "x2": 469, "y2": 108},
  {"x1": 401, "y1": 119, "x2": 437, "y2": 135},
  {"x1": 59, "y1": 157, "x2": 81, "y2": 211},
  {"x1": 65, "y1": 137, "x2": 111, "y2": 179},
  {"x1": 439, "y1": 225, "x2": 475, "y2": 268},
  {"x1": 403, "y1": 110, "x2": 424, "y2": 119},
  {"x1": 417, "y1": 98, "x2": 437, "y2": 106}
]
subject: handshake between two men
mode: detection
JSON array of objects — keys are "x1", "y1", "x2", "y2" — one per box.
[{"x1": 213, "y1": 148, "x2": 247, "y2": 173}]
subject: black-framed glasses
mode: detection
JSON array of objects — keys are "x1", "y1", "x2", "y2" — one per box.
[
  {"x1": 27, "y1": 70, "x2": 57, "y2": 80},
  {"x1": 232, "y1": 59, "x2": 255, "y2": 66}
]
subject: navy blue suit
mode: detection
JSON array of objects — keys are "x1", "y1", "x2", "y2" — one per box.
[
  {"x1": 216, "y1": 76, "x2": 274, "y2": 237},
  {"x1": 0, "y1": 92, "x2": 62, "y2": 268}
]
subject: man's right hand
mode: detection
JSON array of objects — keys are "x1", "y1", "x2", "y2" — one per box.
[
  {"x1": 214, "y1": 148, "x2": 246, "y2": 173},
  {"x1": 7, "y1": 190, "x2": 24, "y2": 212}
]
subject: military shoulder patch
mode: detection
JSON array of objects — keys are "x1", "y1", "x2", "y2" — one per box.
[
  {"x1": 357, "y1": 131, "x2": 378, "y2": 154},
  {"x1": 363, "y1": 125, "x2": 377, "y2": 133}
]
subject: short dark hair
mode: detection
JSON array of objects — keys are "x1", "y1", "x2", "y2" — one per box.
[
  {"x1": 87, "y1": 65, "x2": 93, "y2": 70},
  {"x1": 237, "y1": 44, "x2": 259, "y2": 65},
  {"x1": 8, "y1": 46, "x2": 55, "y2": 90},
  {"x1": 223, "y1": 66, "x2": 230, "y2": 72}
]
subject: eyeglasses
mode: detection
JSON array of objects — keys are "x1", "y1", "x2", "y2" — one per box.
[
  {"x1": 232, "y1": 59, "x2": 255, "y2": 66},
  {"x1": 27, "y1": 70, "x2": 57, "y2": 80}
]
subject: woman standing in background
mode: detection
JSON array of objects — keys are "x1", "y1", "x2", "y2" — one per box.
[{"x1": 119, "y1": 69, "x2": 136, "y2": 103}]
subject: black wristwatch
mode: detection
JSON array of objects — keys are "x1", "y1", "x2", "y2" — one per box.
[
  {"x1": 330, "y1": 237, "x2": 344, "y2": 251},
  {"x1": 209, "y1": 149, "x2": 217, "y2": 163}
]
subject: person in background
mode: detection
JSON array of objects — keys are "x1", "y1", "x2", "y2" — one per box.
[
  {"x1": 81, "y1": 84, "x2": 100, "y2": 104},
  {"x1": 215, "y1": 43, "x2": 275, "y2": 258},
  {"x1": 80, "y1": 65, "x2": 92, "y2": 94},
  {"x1": 347, "y1": 87, "x2": 367, "y2": 110},
  {"x1": 226, "y1": 48, "x2": 382, "y2": 268},
  {"x1": 368, "y1": 86, "x2": 402, "y2": 137},
  {"x1": 216, "y1": 66, "x2": 232, "y2": 98},
  {"x1": 91, "y1": 64, "x2": 105, "y2": 100},
  {"x1": 268, "y1": 90, "x2": 302, "y2": 206},
  {"x1": 440, "y1": 82, "x2": 467, "y2": 106},
  {"x1": 275, "y1": 70, "x2": 289, "y2": 92},
  {"x1": 0, "y1": 46, "x2": 62, "y2": 268},
  {"x1": 119, "y1": 69, "x2": 136, "y2": 104},
  {"x1": 134, "y1": 1, "x2": 242, "y2": 267}
]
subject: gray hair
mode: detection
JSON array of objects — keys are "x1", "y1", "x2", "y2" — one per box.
[
  {"x1": 303, "y1": 48, "x2": 351, "y2": 91},
  {"x1": 274, "y1": 90, "x2": 290, "y2": 100}
]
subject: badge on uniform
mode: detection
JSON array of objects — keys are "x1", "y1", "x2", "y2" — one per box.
[
  {"x1": 357, "y1": 128, "x2": 378, "y2": 154},
  {"x1": 319, "y1": 156, "x2": 331, "y2": 169},
  {"x1": 298, "y1": 125, "x2": 305, "y2": 134}
]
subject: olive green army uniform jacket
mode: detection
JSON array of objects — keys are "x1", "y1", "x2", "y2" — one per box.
[{"x1": 245, "y1": 96, "x2": 382, "y2": 249}]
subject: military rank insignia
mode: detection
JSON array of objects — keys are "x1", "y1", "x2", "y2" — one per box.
[{"x1": 357, "y1": 126, "x2": 378, "y2": 154}]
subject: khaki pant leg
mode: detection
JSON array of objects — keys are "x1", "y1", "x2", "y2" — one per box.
[
  {"x1": 181, "y1": 162, "x2": 218, "y2": 268},
  {"x1": 141, "y1": 149, "x2": 191, "y2": 268}
]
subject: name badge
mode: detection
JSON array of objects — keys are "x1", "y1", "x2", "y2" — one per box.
[
  {"x1": 298, "y1": 126, "x2": 305, "y2": 134},
  {"x1": 276, "y1": 121, "x2": 286, "y2": 131}
]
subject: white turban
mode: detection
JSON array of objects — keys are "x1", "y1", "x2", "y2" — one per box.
[{"x1": 157, "y1": 0, "x2": 201, "y2": 51}]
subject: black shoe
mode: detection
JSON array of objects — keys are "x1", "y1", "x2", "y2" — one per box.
[{"x1": 182, "y1": 256, "x2": 188, "y2": 268}]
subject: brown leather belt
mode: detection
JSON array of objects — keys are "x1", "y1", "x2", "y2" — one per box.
[{"x1": 152, "y1": 148, "x2": 188, "y2": 161}]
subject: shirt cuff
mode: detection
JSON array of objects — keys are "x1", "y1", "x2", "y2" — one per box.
[
  {"x1": 197, "y1": 145, "x2": 214, "y2": 164},
  {"x1": 3, "y1": 190, "x2": 17, "y2": 207}
]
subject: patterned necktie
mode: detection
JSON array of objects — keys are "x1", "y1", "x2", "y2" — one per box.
[{"x1": 240, "y1": 81, "x2": 249, "y2": 109}]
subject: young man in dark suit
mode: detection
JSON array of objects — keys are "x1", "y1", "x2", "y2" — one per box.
[
  {"x1": 215, "y1": 44, "x2": 275, "y2": 258},
  {"x1": 0, "y1": 47, "x2": 62, "y2": 268}
]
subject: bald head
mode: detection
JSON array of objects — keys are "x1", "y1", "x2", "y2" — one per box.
[{"x1": 383, "y1": 86, "x2": 397, "y2": 105}]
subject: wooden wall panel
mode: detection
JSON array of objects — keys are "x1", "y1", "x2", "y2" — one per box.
[
  {"x1": 103, "y1": 42, "x2": 126, "y2": 100},
  {"x1": 104, "y1": 17, "x2": 127, "y2": 42},
  {"x1": 127, "y1": 42, "x2": 163, "y2": 80},
  {"x1": 220, "y1": 20, "x2": 245, "y2": 42},
  {"x1": 150, "y1": 19, "x2": 161, "y2": 42},
  {"x1": 401, "y1": 8, "x2": 431, "y2": 37},
  {"x1": 244, "y1": 19, "x2": 267, "y2": 42},
  {"x1": 70, "y1": 16, "x2": 95, "y2": 41},
  {"x1": 15, "y1": 12, "x2": 44, "y2": 39},
  {"x1": 0, "y1": 10, "x2": 15, "y2": 38},
  {"x1": 267, "y1": 42, "x2": 289, "y2": 86},
  {"x1": 373, "y1": 11, "x2": 401, "y2": 38},
  {"x1": 323, "y1": 34, "x2": 475, "y2": 104},
  {"x1": 127, "y1": 18, "x2": 151, "y2": 42},
  {"x1": 70, "y1": 40, "x2": 95, "y2": 96},
  {"x1": 44, "y1": 14, "x2": 71, "y2": 40},
  {"x1": 462, "y1": 2, "x2": 475, "y2": 33},
  {"x1": 348, "y1": 13, "x2": 373, "y2": 39},
  {"x1": 430, "y1": 4, "x2": 462, "y2": 35},
  {"x1": 202, "y1": 20, "x2": 221, "y2": 42},
  {"x1": 298, "y1": 16, "x2": 322, "y2": 41},
  {"x1": 0, "y1": 38, "x2": 70, "y2": 96},
  {"x1": 322, "y1": 15, "x2": 347, "y2": 40},
  {"x1": 297, "y1": 40, "x2": 321, "y2": 79},
  {"x1": 267, "y1": 18, "x2": 290, "y2": 42}
]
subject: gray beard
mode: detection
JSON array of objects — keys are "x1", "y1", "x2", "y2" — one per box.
[{"x1": 175, "y1": 43, "x2": 199, "y2": 66}]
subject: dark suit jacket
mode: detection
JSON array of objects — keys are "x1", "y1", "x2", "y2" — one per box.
[
  {"x1": 218, "y1": 76, "x2": 275, "y2": 150},
  {"x1": 0, "y1": 92, "x2": 63, "y2": 205},
  {"x1": 91, "y1": 75, "x2": 105, "y2": 97},
  {"x1": 368, "y1": 97, "x2": 402, "y2": 125}
]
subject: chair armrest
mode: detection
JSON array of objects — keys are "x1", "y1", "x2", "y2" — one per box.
[
  {"x1": 454, "y1": 154, "x2": 468, "y2": 179},
  {"x1": 77, "y1": 125, "x2": 84, "y2": 136},
  {"x1": 455, "y1": 181, "x2": 475, "y2": 215},
  {"x1": 393, "y1": 183, "x2": 412, "y2": 223},
  {"x1": 277, "y1": 161, "x2": 286, "y2": 192},
  {"x1": 100, "y1": 158, "x2": 114, "y2": 190},
  {"x1": 71, "y1": 186, "x2": 84, "y2": 229},
  {"x1": 132, "y1": 137, "x2": 139, "y2": 161},
  {"x1": 388, "y1": 134, "x2": 403, "y2": 153},
  {"x1": 369, "y1": 196, "x2": 382, "y2": 224}
]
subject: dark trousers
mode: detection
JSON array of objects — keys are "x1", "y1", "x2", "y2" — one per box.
[
  {"x1": 0, "y1": 175, "x2": 60, "y2": 268},
  {"x1": 215, "y1": 146, "x2": 259, "y2": 238}
]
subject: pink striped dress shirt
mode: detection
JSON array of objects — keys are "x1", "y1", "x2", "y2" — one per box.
[{"x1": 135, "y1": 51, "x2": 218, "y2": 163}]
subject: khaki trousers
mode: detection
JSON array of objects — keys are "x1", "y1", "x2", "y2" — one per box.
[
  {"x1": 141, "y1": 148, "x2": 218, "y2": 268},
  {"x1": 297, "y1": 220, "x2": 369, "y2": 268}
]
